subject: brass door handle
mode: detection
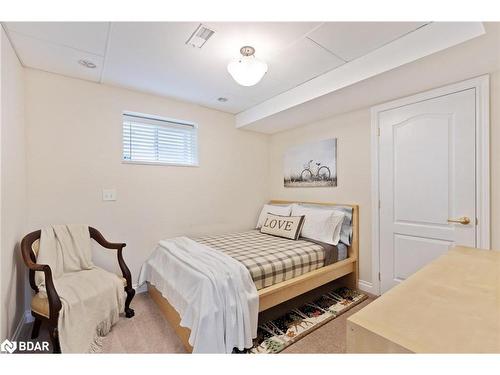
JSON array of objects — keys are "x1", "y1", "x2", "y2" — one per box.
[{"x1": 447, "y1": 216, "x2": 471, "y2": 225}]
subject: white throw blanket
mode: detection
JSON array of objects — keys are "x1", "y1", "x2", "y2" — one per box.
[
  {"x1": 36, "y1": 225, "x2": 125, "y2": 353},
  {"x1": 138, "y1": 237, "x2": 259, "y2": 353}
]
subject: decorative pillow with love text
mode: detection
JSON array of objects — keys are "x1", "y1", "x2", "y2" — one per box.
[{"x1": 259, "y1": 213, "x2": 305, "y2": 240}]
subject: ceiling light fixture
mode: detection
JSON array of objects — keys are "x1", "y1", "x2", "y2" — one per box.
[
  {"x1": 227, "y1": 46, "x2": 268, "y2": 87},
  {"x1": 78, "y1": 59, "x2": 97, "y2": 69}
]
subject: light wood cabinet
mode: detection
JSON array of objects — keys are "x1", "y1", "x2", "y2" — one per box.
[{"x1": 347, "y1": 247, "x2": 500, "y2": 353}]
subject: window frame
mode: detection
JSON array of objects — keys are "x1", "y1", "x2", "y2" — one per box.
[{"x1": 121, "y1": 111, "x2": 199, "y2": 167}]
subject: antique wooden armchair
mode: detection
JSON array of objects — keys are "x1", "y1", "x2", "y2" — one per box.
[{"x1": 20, "y1": 227, "x2": 135, "y2": 353}]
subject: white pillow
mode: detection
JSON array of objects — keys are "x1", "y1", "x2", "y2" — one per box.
[
  {"x1": 291, "y1": 204, "x2": 345, "y2": 245},
  {"x1": 256, "y1": 204, "x2": 292, "y2": 228}
]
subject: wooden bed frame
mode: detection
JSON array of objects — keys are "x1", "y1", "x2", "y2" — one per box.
[{"x1": 148, "y1": 200, "x2": 359, "y2": 352}]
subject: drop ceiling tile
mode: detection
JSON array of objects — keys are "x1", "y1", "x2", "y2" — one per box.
[
  {"x1": 308, "y1": 22, "x2": 428, "y2": 61},
  {"x1": 102, "y1": 22, "x2": 320, "y2": 113},
  {"x1": 6, "y1": 21, "x2": 326, "y2": 113},
  {"x1": 102, "y1": 22, "x2": 227, "y2": 106},
  {"x1": 9, "y1": 31, "x2": 103, "y2": 82},
  {"x1": 223, "y1": 74, "x2": 292, "y2": 106},
  {"x1": 267, "y1": 37, "x2": 345, "y2": 88},
  {"x1": 5, "y1": 22, "x2": 109, "y2": 55},
  {"x1": 194, "y1": 92, "x2": 260, "y2": 113},
  {"x1": 203, "y1": 22, "x2": 321, "y2": 61}
]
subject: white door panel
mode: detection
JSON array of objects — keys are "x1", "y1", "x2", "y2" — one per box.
[
  {"x1": 393, "y1": 114, "x2": 450, "y2": 224},
  {"x1": 379, "y1": 88, "x2": 476, "y2": 293},
  {"x1": 393, "y1": 234, "x2": 452, "y2": 280}
]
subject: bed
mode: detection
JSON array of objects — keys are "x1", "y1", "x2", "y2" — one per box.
[
  {"x1": 146, "y1": 200, "x2": 359, "y2": 352},
  {"x1": 194, "y1": 229, "x2": 347, "y2": 290}
]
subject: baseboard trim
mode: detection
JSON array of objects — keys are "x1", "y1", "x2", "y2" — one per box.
[
  {"x1": 11, "y1": 310, "x2": 32, "y2": 342},
  {"x1": 133, "y1": 283, "x2": 148, "y2": 294},
  {"x1": 358, "y1": 279, "x2": 378, "y2": 295}
]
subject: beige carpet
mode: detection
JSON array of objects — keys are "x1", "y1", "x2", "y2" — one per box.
[
  {"x1": 20, "y1": 292, "x2": 375, "y2": 353},
  {"x1": 101, "y1": 293, "x2": 186, "y2": 353}
]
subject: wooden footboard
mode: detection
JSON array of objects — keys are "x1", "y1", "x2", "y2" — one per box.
[
  {"x1": 148, "y1": 201, "x2": 359, "y2": 353},
  {"x1": 148, "y1": 283, "x2": 194, "y2": 352},
  {"x1": 258, "y1": 258, "x2": 356, "y2": 311}
]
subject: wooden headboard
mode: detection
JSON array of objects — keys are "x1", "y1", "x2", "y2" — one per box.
[{"x1": 268, "y1": 200, "x2": 359, "y2": 263}]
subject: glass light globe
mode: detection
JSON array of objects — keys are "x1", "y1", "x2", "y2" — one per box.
[{"x1": 227, "y1": 55, "x2": 268, "y2": 87}]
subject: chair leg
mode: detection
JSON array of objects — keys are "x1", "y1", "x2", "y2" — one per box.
[
  {"x1": 49, "y1": 325, "x2": 61, "y2": 354},
  {"x1": 31, "y1": 317, "x2": 42, "y2": 339},
  {"x1": 125, "y1": 288, "x2": 135, "y2": 318}
]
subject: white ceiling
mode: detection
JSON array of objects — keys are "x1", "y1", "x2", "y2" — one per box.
[
  {"x1": 236, "y1": 22, "x2": 487, "y2": 132},
  {"x1": 3, "y1": 21, "x2": 428, "y2": 114}
]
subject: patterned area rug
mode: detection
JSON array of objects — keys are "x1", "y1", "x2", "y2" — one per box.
[{"x1": 249, "y1": 287, "x2": 366, "y2": 354}]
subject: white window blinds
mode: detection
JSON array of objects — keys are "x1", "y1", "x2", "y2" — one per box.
[{"x1": 122, "y1": 113, "x2": 198, "y2": 166}]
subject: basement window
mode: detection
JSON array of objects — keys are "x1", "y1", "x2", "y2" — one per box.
[{"x1": 122, "y1": 112, "x2": 198, "y2": 166}]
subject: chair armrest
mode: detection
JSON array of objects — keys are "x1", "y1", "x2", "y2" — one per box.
[
  {"x1": 89, "y1": 227, "x2": 126, "y2": 250},
  {"x1": 24, "y1": 261, "x2": 62, "y2": 319},
  {"x1": 20, "y1": 233, "x2": 62, "y2": 319},
  {"x1": 89, "y1": 227, "x2": 133, "y2": 291}
]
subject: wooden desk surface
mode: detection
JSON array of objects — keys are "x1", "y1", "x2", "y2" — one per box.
[{"x1": 347, "y1": 247, "x2": 500, "y2": 353}]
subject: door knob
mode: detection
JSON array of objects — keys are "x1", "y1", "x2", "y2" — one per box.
[{"x1": 447, "y1": 216, "x2": 471, "y2": 225}]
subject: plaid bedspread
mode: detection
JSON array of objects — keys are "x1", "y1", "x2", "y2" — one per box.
[{"x1": 193, "y1": 230, "x2": 331, "y2": 290}]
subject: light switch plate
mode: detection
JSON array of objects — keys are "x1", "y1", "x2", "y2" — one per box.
[{"x1": 102, "y1": 188, "x2": 117, "y2": 201}]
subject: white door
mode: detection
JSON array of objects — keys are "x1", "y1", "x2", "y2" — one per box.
[{"x1": 378, "y1": 88, "x2": 476, "y2": 293}]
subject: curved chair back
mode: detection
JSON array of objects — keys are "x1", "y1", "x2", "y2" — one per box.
[{"x1": 20, "y1": 230, "x2": 42, "y2": 293}]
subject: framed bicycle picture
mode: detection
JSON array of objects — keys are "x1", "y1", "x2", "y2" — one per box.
[{"x1": 283, "y1": 138, "x2": 337, "y2": 187}]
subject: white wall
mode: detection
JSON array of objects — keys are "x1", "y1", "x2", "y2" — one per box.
[
  {"x1": 0, "y1": 28, "x2": 27, "y2": 340},
  {"x1": 268, "y1": 109, "x2": 373, "y2": 284},
  {"x1": 24, "y1": 69, "x2": 270, "y2": 282}
]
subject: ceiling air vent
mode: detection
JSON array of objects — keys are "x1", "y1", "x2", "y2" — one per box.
[{"x1": 186, "y1": 24, "x2": 215, "y2": 48}]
